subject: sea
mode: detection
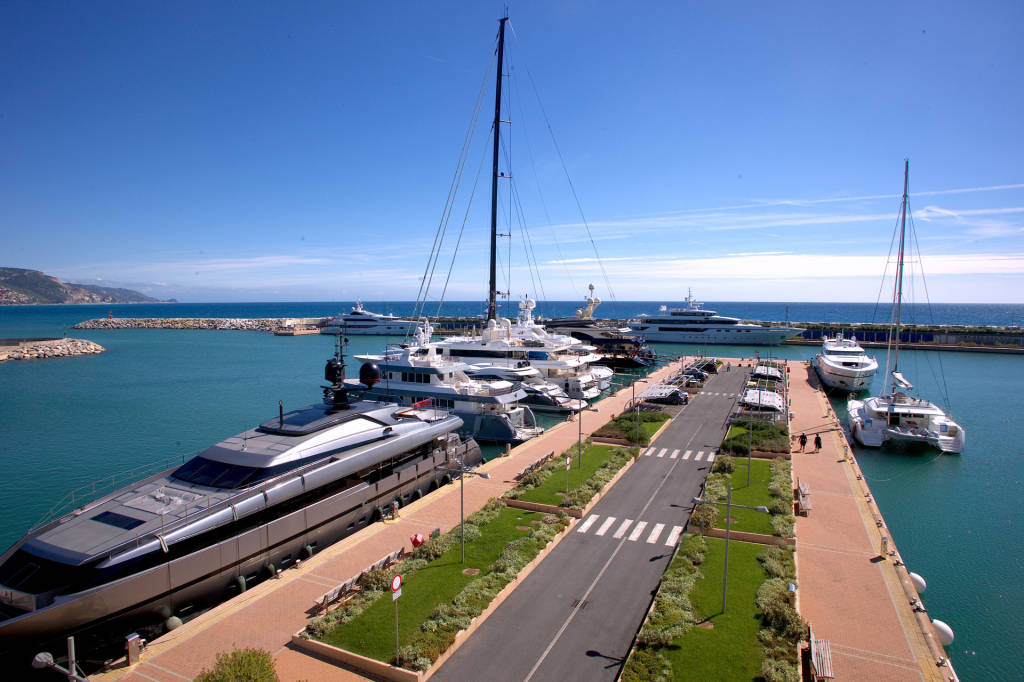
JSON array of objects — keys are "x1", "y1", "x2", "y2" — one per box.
[{"x1": 1, "y1": 301, "x2": 1021, "y2": 680}]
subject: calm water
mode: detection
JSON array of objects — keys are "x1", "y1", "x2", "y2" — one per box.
[{"x1": 1, "y1": 303, "x2": 1021, "y2": 679}]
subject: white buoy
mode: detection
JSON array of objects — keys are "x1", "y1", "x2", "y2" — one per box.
[
  {"x1": 932, "y1": 619, "x2": 954, "y2": 646},
  {"x1": 909, "y1": 571, "x2": 927, "y2": 593}
]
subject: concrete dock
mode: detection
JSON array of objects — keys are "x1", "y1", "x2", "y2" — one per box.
[{"x1": 788, "y1": 360, "x2": 958, "y2": 681}]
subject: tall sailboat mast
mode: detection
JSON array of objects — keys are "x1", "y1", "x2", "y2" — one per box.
[
  {"x1": 889, "y1": 159, "x2": 910, "y2": 395},
  {"x1": 487, "y1": 17, "x2": 508, "y2": 322}
]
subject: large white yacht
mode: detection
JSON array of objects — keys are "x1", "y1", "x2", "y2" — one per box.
[
  {"x1": 628, "y1": 291, "x2": 802, "y2": 345},
  {"x1": 352, "y1": 322, "x2": 544, "y2": 444},
  {"x1": 847, "y1": 161, "x2": 965, "y2": 454},
  {"x1": 812, "y1": 334, "x2": 878, "y2": 392},
  {"x1": 321, "y1": 300, "x2": 420, "y2": 336},
  {"x1": 0, "y1": 344, "x2": 478, "y2": 662},
  {"x1": 432, "y1": 303, "x2": 603, "y2": 401}
]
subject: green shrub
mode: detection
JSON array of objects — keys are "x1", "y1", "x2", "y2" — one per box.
[
  {"x1": 622, "y1": 646, "x2": 674, "y2": 682},
  {"x1": 358, "y1": 566, "x2": 395, "y2": 592},
  {"x1": 761, "y1": 657, "x2": 800, "y2": 682},
  {"x1": 713, "y1": 454, "x2": 735, "y2": 473},
  {"x1": 195, "y1": 648, "x2": 277, "y2": 682}
]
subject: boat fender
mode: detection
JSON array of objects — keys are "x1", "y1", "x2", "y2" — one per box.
[
  {"x1": 428, "y1": 480, "x2": 439, "y2": 492},
  {"x1": 932, "y1": 619, "x2": 954, "y2": 646},
  {"x1": 164, "y1": 616, "x2": 183, "y2": 631},
  {"x1": 263, "y1": 563, "x2": 276, "y2": 579},
  {"x1": 909, "y1": 571, "x2": 926, "y2": 593},
  {"x1": 412, "y1": 488, "x2": 423, "y2": 501},
  {"x1": 373, "y1": 506, "x2": 385, "y2": 521},
  {"x1": 302, "y1": 544, "x2": 315, "y2": 560},
  {"x1": 442, "y1": 473, "x2": 453, "y2": 486},
  {"x1": 234, "y1": 575, "x2": 247, "y2": 593}
]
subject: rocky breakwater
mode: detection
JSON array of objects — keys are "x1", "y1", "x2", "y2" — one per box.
[
  {"x1": 74, "y1": 317, "x2": 294, "y2": 332},
  {"x1": 0, "y1": 338, "x2": 105, "y2": 362}
]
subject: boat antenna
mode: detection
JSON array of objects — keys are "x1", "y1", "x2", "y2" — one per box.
[{"x1": 487, "y1": 16, "x2": 509, "y2": 322}]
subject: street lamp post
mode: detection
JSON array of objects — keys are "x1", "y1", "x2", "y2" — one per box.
[
  {"x1": 692, "y1": 485, "x2": 770, "y2": 613},
  {"x1": 436, "y1": 454, "x2": 490, "y2": 563}
]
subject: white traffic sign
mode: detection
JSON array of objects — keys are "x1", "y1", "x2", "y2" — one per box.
[
  {"x1": 392, "y1": 587, "x2": 402, "y2": 601},
  {"x1": 391, "y1": 574, "x2": 402, "y2": 592}
]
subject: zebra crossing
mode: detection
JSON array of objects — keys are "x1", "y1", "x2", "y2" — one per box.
[
  {"x1": 576, "y1": 514, "x2": 685, "y2": 547},
  {"x1": 642, "y1": 446, "x2": 716, "y2": 462},
  {"x1": 691, "y1": 392, "x2": 736, "y2": 398}
]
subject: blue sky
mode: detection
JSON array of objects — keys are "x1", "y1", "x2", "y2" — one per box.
[{"x1": 2, "y1": 1, "x2": 1022, "y2": 303}]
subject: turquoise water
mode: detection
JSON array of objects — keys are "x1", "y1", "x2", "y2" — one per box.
[{"x1": 1, "y1": 305, "x2": 1021, "y2": 679}]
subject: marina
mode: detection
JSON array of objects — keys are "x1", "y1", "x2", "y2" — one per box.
[{"x1": 1, "y1": 303, "x2": 1020, "y2": 679}]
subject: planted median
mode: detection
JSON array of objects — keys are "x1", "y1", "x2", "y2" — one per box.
[{"x1": 302, "y1": 440, "x2": 642, "y2": 673}]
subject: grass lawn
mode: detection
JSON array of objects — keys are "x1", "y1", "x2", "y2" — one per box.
[
  {"x1": 321, "y1": 507, "x2": 539, "y2": 661},
  {"x1": 516, "y1": 444, "x2": 621, "y2": 506},
  {"x1": 666, "y1": 537, "x2": 768, "y2": 681},
  {"x1": 722, "y1": 420, "x2": 789, "y2": 454},
  {"x1": 593, "y1": 412, "x2": 669, "y2": 444},
  {"x1": 712, "y1": 458, "x2": 775, "y2": 535}
]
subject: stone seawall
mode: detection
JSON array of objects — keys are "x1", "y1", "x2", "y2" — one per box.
[
  {"x1": 0, "y1": 338, "x2": 105, "y2": 362},
  {"x1": 73, "y1": 317, "x2": 326, "y2": 332}
]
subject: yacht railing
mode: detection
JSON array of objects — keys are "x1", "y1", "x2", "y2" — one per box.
[{"x1": 30, "y1": 453, "x2": 192, "y2": 531}]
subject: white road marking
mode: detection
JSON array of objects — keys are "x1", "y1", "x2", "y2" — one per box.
[
  {"x1": 665, "y1": 525, "x2": 684, "y2": 546},
  {"x1": 669, "y1": 449, "x2": 679, "y2": 459},
  {"x1": 577, "y1": 514, "x2": 599, "y2": 533},
  {"x1": 643, "y1": 447, "x2": 653, "y2": 457},
  {"x1": 628, "y1": 521, "x2": 648, "y2": 542},
  {"x1": 707, "y1": 452, "x2": 716, "y2": 462},
  {"x1": 657, "y1": 448, "x2": 667, "y2": 458},
  {"x1": 595, "y1": 516, "x2": 617, "y2": 536},
  {"x1": 695, "y1": 450, "x2": 705, "y2": 461},
  {"x1": 683, "y1": 450, "x2": 692, "y2": 460},
  {"x1": 646, "y1": 523, "x2": 665, "y2": 544},
  {"x1": 613, "y1": 519, "x2": 633, "y2": 539}
]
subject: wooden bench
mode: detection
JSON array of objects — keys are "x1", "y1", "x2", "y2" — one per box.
[
  {"x1": 797, "y1": 477, "x2": 811, "y2": 498},
  {"x1": 809, "y1": 628, "x2": 834, "y2": 680}
]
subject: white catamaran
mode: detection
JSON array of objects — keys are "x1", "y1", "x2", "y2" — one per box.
[{"x1": 847, "y1": 161, "x2": 966, "y2": 454}]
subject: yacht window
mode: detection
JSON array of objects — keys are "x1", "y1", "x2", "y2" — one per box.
[{"x1": 92, "y1": 511, "x2": 146, "y2": 530}]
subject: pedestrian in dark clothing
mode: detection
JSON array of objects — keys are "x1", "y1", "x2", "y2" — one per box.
[
  {"x1": 799, "y1": 433, "x2": 807, "y2": 452},
  {"x1": 814, "y1": 434, "x2": 822, "y2": 452}
]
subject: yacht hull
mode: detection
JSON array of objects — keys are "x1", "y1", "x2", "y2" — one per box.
[{"x1": 0, "y1": 434, "x2": 481, "y2": 662}]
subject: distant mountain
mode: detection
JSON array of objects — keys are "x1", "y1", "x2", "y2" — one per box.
[{"x1": 0, "y1": 268, "x2": 164, "y2": 304}]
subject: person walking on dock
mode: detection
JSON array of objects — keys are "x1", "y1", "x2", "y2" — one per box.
[
  {"x1": 799, "y1": 433, "x2": 807, "y2": 452},
  {"x1": 813, "y1": 433, "x2": 822, "y2": 452}
]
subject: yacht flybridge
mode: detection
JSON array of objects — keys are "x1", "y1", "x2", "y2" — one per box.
[
  {"x1": 848, "y1": 161, "x2": 965, "y2": 454},
  {"x1": 0, "y1": 342, "x2": 479, "y2": 660},
  {"x1": 629, "y1": 291, "x2": 802, "y2": 345},
  {"x1": 812, "y1": 333, "x2": 878, "y2": 392}
]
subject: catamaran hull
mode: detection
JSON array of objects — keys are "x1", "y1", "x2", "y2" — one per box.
[{"x1": 847, "y1": 399, "x2": 965, "y2": 454}]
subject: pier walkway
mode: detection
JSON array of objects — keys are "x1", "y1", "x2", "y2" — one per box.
[
  {"x1": 788, "y1": 360, "x2": 956, "y2": 682},
  {"x1": 95, "y1": 359, "x2": 690, "y2": 682}
]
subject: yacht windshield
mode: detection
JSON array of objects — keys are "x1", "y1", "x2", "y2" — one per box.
[{"x1": 171, "y1": 453, "x2": 329, "y2": 489}]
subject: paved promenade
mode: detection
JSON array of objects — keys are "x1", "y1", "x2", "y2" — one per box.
[
  {"x1": 788, "y1": 360, "x2": 957, "y2": 682},
  {"x1": 96, "y1": 358, "x2": 687, "y2": 682}
]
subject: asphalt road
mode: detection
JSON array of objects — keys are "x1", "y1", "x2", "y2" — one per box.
[{"x1": 432, "y1": 365, "x2": 752, "y2": 682}]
